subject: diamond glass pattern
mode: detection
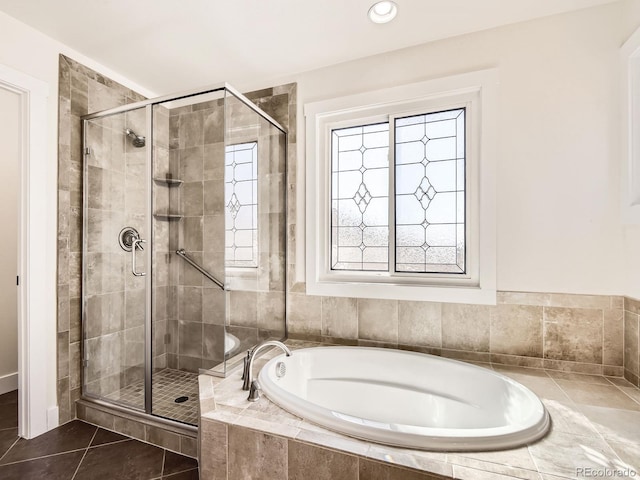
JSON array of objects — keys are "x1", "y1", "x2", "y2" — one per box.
[
  {"x1": 395, "y1": 108, "x2": 465, "y2": 273},
  {"x1": 331, "y1": 123, "x2": 389, "y2": 271},
  {"x1": 225, "y1": 142, "x2": 258, "y2": 267}
]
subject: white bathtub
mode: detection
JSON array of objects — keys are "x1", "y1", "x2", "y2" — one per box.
[{"x1": 258, "y1": 347, "x2": 550, "y2": 451}]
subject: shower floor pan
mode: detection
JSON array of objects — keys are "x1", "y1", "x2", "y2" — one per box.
[{"x1": 106, "y1": 369, "x2": 200, "y2": 426}]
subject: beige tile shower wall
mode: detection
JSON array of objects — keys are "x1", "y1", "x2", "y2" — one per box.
[
  {"x1": 624, "y1": 296, "x2": 640, "y2": 386},
  {"x1": 166, "y1": 89, "x2": 291, "y2": 372},
  {"x1": 168, "y1": 98, "x2": 226, "y2": 372},
  {"x1": 57, "y1": 55, "x2": 146, "y2": 424},
  {"x1": 287, "y1": 291, "x2": 625, "y2": 375},
  {"x1": 225, "y1": 91, "x2": 288, "y2": 347}
]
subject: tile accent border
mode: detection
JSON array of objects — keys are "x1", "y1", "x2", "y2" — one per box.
[{"x1": 76, "y1": 399, "x2": 197, "y2": 458}]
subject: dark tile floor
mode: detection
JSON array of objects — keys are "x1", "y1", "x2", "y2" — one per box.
[{"x1": 0, "y1": 390, "x2": 199, "y2": 480}]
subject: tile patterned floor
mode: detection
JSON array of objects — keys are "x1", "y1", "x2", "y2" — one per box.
[
  {"x1": 0, "y1": 391, "x2": 198, "y2": 480},
  {"x1": 106, "y1": 369, "x2": 200, "y2": 425}
]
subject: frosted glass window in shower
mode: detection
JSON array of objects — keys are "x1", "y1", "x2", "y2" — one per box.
[
  {"x1": 225, "y1": 142, "x2": 258, "y2": 267},
  {"x1": 331, "y1": 123, "x2": 389, "y2": 271},
  {"x1": 395, "y1": 108, "x2": 465, "y2": 273}
]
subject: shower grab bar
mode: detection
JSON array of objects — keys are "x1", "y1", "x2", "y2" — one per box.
[{"x1": 176, "y1": 249, "x2": 225, "y2": 290}]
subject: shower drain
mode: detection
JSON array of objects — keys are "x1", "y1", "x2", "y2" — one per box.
[{"x1": 174, "y1": 396, "x2": 189, "y2": 403}]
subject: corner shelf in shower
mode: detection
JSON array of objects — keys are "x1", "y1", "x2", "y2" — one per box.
[
  {"x1": 153, "y1": 213, "x2": 183, "y2": 220},
  {"x1": 153, "y1": 177, "x2": 183, "y2": 187}
]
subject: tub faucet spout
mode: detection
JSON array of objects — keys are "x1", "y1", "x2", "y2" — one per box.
[{"x1": 242, "y1": 340, "x2": 292, "y2": 401}]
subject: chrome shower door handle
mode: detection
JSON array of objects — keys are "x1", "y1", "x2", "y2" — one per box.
[{"x1": 131, "y1": 238, "x2": 147, "y2": 276}]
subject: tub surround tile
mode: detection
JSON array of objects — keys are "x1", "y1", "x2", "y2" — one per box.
[
  {"x1": 366, "y1": 445, "x2": 451, "y2": 477},
  {"x1": 625, "y1": 296, "x2": 640, "y2": 315},
  {"x1": 578, "y1": 405, "x2": 640, "y2": 444},
  {"x1": 321, "y1": 297, "x2": 358, "y2": 339},
  {"x1": 446, "y1": 456, "x2": 540, "y2": 480},
  {"x1": 540, "y1": 400, "x2": 598, "y2": 437},
  {"x1": 441, "y1": 304, "x2": 491, "y2": 352},
  {"x1": 497, "y1": 291, "x2": 551, "y2": 306},
  {"x1": 527, "y1": 430, "x2": 622, "y2": 478},
  {"x1": 287, "y1": 292, "x2": 626, "y2": 380},
  {"x1": 545, "y1": 370, "x2": 612, "y2": 386},
  {"x1": 228, "y1": 426, "x2": 287, "y2": 480},
  {"x1": 554, "y1": 380, "x2": 640, "y2": 411},
  {"x1": 541, "y1": 358, "x2": 603, "y2": 375},
  {"x1": 490, "y1": 305, "x2": 543, "y2": 357},
  {"x1": 288, "y1": 441, "x2": 358, "y2": 480},
  {"x1": 360, "y1": 459, "x2": 449, "y2": 480},
  {"x1": 492, "y1": 368, "x2": 571, "y2": 402},
  {"x1": 398, "y1": 301, "x2": 442, "y2": 348},
  {"x1": 604, "y1": 308, "x2": 624, "y2": 366},
  {"x1": 199, "y1": 340, "x2": 640, "y2": 480},
  {"x1": 287, "y1": 294, "x2": 322, "y2": 336},
  {"x1": 543, "y1": 307, "x2": 603, "y2": 364},
  {"x1": 624, "y1": 311, "x2": 639, "y2": 378},
  {"x1": 358, "y1": 298, "x2": 399, "y2": 343},
  {"x1": 490, "y1": 354, "x2": 545, "y2": 369},
  {"x1": 295, "y1": 427, "x2": 371, "y2": 458},
  {"x1": 608, "y1": 441, "x2": 640, "y2": 471}
]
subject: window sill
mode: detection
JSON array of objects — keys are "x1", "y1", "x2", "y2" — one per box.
[{"x1": 306, "y1": 278, "x2": 496, "y2": 305}]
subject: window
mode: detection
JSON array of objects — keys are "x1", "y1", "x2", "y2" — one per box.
[
  {"x1": 305, "y1": 70, "x2": 497, "y2": 304},
  {"x1": 330, "y1": 109, "x2": 466, "y2": 275},
  {"x1": 225, "y1": 142, "x2": 258, "y2": 267}
]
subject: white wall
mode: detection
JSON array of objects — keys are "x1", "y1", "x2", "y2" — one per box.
[
  {"x1": 240, "y1": 1, "x2": 639, "y2": 296},
  {"x1": 0, "y1": 10, "x2": 155, "y2": 420},
  {"x1": 622, "y1": 0, "x2": 640, "y2": 300},
  {"x1": 0, "y1": 87, "x2": 19, "y2": 385}
]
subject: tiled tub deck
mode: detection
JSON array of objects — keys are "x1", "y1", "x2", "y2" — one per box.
[{"x1": 198, "y1": 340, "x2": 640, "y2": 480}]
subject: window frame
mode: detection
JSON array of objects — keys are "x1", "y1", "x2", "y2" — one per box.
[{"x1": 305, "y1": 70, "x2": 497, "y2": 304}]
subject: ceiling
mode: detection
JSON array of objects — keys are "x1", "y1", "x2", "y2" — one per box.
[{"x1": 0, "y1": 0, "x2": 619, "y2": 95}]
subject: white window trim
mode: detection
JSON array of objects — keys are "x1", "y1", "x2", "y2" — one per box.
[
  {"x1": 622, "y1": 27, "x2": 640, "y2": 224},
  {"x1": 305, "y1": 69, "x2": 497, "y2": 304}
]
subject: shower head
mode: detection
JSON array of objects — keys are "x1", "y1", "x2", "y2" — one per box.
[{"x1": 125, "y1": 128, "x2": 146, "y2": 148}]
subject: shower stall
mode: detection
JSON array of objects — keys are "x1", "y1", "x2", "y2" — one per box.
[{"x1": 81, "y1": 84, "x2": 287, "y2": 426}]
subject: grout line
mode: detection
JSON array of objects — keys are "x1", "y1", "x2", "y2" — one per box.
[
  {"x1": 87, "y1": 438, "x2": 132, "y2": 449},
  {"x1": 0, "y1": 436, "x2": 21, "y2": 464},
  {"x1": 70, "y1": 426, "x2": 99, "y2": 480},
  {"x1": 160, "y1": 448, "x2": 166, "y2": 478},
  {"x1": 0, "y1": 447, "x2": 88, "y2": 467}
]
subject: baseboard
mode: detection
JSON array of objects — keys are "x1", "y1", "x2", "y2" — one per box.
[
  {"x1": 0, "y1": 372, "x2": 18, "y2": 395},
  {"x1": 47, "y1": 406, "x2": 59, "y2": 430}
]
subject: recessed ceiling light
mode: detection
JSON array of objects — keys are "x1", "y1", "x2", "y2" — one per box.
[{"x1": 368, "y1": 1, "x2": 398, "y2": 24}]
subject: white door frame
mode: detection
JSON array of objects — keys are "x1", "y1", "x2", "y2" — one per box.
[{"x1": 0, "y1": 63, "x2": 57, "y2": 439}]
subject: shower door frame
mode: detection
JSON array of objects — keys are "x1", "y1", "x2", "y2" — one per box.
[{"x1": 81, "y1": 83, "x2": 287, "y2": 422}]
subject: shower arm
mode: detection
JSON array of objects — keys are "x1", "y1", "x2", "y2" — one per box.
[{"x1": 176, "y1": 249, "x2": 225, "y2": 290}]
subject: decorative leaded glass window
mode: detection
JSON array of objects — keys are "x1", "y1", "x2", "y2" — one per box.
[
  {"x1": 330, "y1": 108, "x2": 466, "y2": 275},
  {"x1": 395, "y1": 109, "x2": 465, "y2": 274},
  {"x1": 331, "y1": 123, "x2": 389, "y2": 271},
  {"x1": 225, "y1": 142, "x2": 258, "y2": 267}
]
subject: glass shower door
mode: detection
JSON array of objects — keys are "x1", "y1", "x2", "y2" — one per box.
[{"x1": 82, "y1": 107, "x2": 149, "y2": 411}]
